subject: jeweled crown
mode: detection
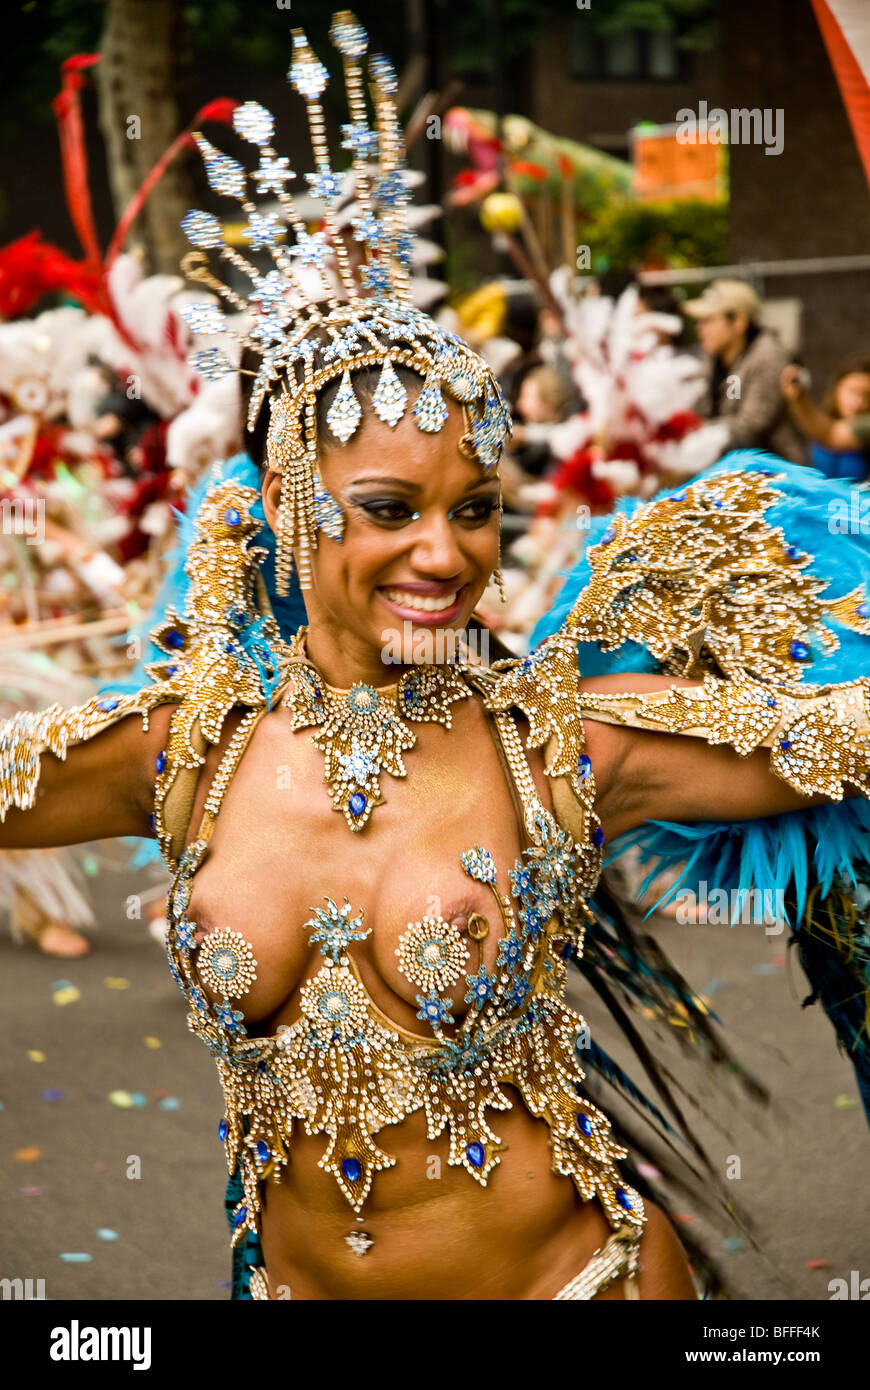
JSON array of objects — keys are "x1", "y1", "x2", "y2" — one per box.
[{"x1": 179, "y1": 10, "x2": 510, "y2": 590}]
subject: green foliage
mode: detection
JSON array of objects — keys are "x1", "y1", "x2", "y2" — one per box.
[
  {"x1": 586, "y1": 197, "x2": 728, "y2": 271},
  {"x1": 583, "y1": 0, "x2": 720, "y2": 48}
]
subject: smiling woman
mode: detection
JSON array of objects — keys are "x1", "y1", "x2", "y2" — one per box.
[{"x1": 3, "y1": 9, "x2": 870, "y2": 1305}]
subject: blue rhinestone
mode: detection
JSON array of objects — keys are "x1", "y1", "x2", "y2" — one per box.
[
  {"x1": 780, "y1": 739, "x2": 792, "y2": 751},
  {"x1": 156, "y1": 751, "x2": 166, "y2": 774},
  {"x1": 858, "y1": 602, "x2": 870, "y2": 618},
  {"x1": 601, "y1": 527, "x2": 615, "y2": 545},
  {"x1": 786, "y1": 546, "x2": 802, "y2": 560},
  {"x1": 465, "y1": 1142, "x2": 485, "y2": 1168},
  {"x1": 713, "y1": 499, "x2": 723, "y2": 509},
  {"x1": 218, "y1": 1118, "x2": 228, "y2": 1142},
  {"x1": 615, "y1": 1187, "x2": 632, "y2": 1211},
  {"x1": 97, "y1": 697, "x2": 119, "y2": 712},
  {"x1": 349, "y1": 791, "x2": 367, "y2": 817},
  {"x1": 593, "y1": 826, "x2": 605, "y2": 848},
  {"x1": 148, "y1": 813, "x2": 155, "y2": 832},
  {"x1": 166, "y1": 665, "x2": 178, "y2": 677},
  {"x1": 341, "y1": 1157, "x2": 362, "y2": 1182},
  {"x1": 576, "y1": 754, "x2": 592, "y2": 778},
  {"x1": 576, "y1": 1113, "x2": 592, "y2": 1136},
  {"x1": 167, "y1": 630, "x2": 185, "y2": 650},
  {"x1": 671, "y1": 490, "x2": 686, "y2": 501},
  {"x1": 313, "y1": 687, "x2": 322, "y2": 700},
  {"x1": 789, "y1": 641, "x2": 810, "y2": 661},
  {"x1": 224, "y1": 507, "x2": 241, "y2": 527},
  {"x1": 257, "y1": 1061, "x2": 267, "y2": 1073},
  {"x1": 256, "y1": 1140, "x2": 269, "y2": 1163},
  {"x1": 233, "y1": 1205, "x2": 248, "y2": 1227},
  {"x1": 766, "y1": 697, "x2": 776, "y2": 708}
]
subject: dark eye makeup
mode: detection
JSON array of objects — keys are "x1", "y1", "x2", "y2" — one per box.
[{"x1": 347, "y1": 495, "x2": 499, "y2": 527}]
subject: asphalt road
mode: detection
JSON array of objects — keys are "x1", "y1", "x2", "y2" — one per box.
[{"x1": 1, "y1": 844, "x2": 867, "y2": 1302}]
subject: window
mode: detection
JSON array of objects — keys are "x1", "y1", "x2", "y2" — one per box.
[{"x1": 569, "y1": 25, "x2": 684, "y2": 82}]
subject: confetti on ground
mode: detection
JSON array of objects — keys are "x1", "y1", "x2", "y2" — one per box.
[
  {"x1": 27, "y1": 1051, "x2": 45, "y2": 1063},
  {"x1": 129, "y1": 1092, "x2": 147, "y2": 1108},
  {"x1": 805, "y1": 1259, "x2": 832, "y2": 1270},
  {"x1": 673, "y1": 1213, "x2": 694, "y2": 1224},
  {"x1": 41, "y1": 1089, "x2": 64, "y2": 1103},
  {"x1": 14, "y1": 1147, "x2": 42, "y2": 1162},
  {"x1": 81, "y1": 855, "x2": 99, "y2": 877},
  {"x1": 52, "y1": 979, "x2": 74, "y2": 990},
  {"x1": 59, "y1": 1253, "x2": 92, "y2": 1263},
  {"x1": 700, "y1": 979, "x2": 726, "y2": 997},
  {"x1": 722, "y1": 1237, "x2": 744, "y2": 1254},
  {"x1": 753, "y1": 963, "x2": 777, "y2": 975},
  {"x1": 97, "y1": 1229, "x2": 119, "y2": 1241},
  {"x1": 770, "y1": 954, "x2": 786, "y2": 967},
  {"x1": 216, "y1": 1281, "x2": 231, "y2": 1290},
  {"x1": 108, "y1": 1091, "x2": 134, "y2": 1109},
  {"x1": 153, "y1": 1088, "x2": 170, "y2": 1099},
  {"x1": 0, "y1": 1100, "x2": 5, "y2": 1111},
  {"x1": 104, "y1": 977, "x2": 129, "y2": 990},
  {"x1": 143, "y1": 1036, "x2": 162, "y2": 1050},
  {"x1": 52, "y1": 985, "x2": 81, "y2": 1006},
  {"x1": 20, "y1": 1186, "x2": 47, "y2": 1196},
  {"x1": 835, "y1": 1095, "x2": 858, "y2": 1110},
  {"x1": 159, "y1": 1097, "x2": 181, "y2": 1110},
  {"x1": 94, "y1": 1162, "x2": 107, "y2": 1172},
  {"x1": 637, "y1": 1162, "x2": 661, "y2": 1180}
]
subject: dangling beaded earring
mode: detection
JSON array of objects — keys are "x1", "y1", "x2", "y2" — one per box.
[{"x1": 492, "y1": 490, "x2": 507, "y2": 604}]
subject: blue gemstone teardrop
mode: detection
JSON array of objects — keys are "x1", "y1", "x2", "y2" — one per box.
[
  {"x1": 341, "y1": 1157, "x2": 362, "y2": 1182},
  {"x1": 593, "y1": 826, "x2": 605, "y2": 848},
  {"x1": 224, "y1": 507, "x2": 241, "y2": 527},
  {"x1": 218, "y1": 1118, "x2": 228, "y2": 1142},
  {"x1": 858, "y1": 602, "x2": 870, "y2": 619},
  {"x1": 156, "y1": 751, "x2": 166, "y2": 774},
  {"x1": 789, "y1": 640, "x2": 810, "y2": 661},
  {"x1": 349, "y1": 791, "x2": 367, "y2": 817},
  {"x1": 233, "y1": 1205, "x2": 248, "y2": 1226},
  {"x1": 615, "y1": 1187, "x2": 632, "y2": 1211},
  {"x1": 167, "y1": 630, "x2": 185, "y2": 650},
  {"x1": 97, "y1": 697, "x2": 119, "y2": 712},
  {"x1": 466, "y1": 1142, "x2": 485, "y2": 1168},
  {"x1": 256, "y1": 1140, "x2": 269, "y2": 1163},
  {"x1": 576, "y1": 754, "x2": 592, "y2": 778},
  {"x1": 576, "y1": 1113, "x2": 592, "y2": 1136}
]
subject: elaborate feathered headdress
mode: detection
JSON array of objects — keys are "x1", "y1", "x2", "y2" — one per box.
[{"x1": 178, "y1": 10, "x2": 511, "y2": 592}]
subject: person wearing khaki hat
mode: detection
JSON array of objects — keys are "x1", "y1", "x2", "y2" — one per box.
[{"x1": 684, "y1": 279, "x2": 806, "y2": 464}]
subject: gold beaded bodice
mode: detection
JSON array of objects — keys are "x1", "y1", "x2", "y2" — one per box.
[{"x1": 162, "y1": 668, "x2": 646, "y2": 1250}]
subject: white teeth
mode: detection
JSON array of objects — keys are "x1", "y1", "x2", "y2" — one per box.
[{"x1": 382, "y1": 587, "x2": 459, "y2": 613}]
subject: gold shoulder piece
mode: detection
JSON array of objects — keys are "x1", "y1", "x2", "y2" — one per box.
[
  {"x1": 466, "y1": 634, "x2": 599, "y2": 845},
  {"x1": 580, "y1": 674, "x2": 870, "y2": 801},
  {"x1": 0, "y1": 480, "x2": 293, "y2": 868},
  {"x1": 561, "y1": 469, "x2": 870, "y2": 683},
  {"x1": 0, "y1": 687, "x2": 172, "y2": 823}
]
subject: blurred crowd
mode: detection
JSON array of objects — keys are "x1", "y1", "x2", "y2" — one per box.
[{"x1": 461, "y1": 272, "x2": 870, "y2": 646}]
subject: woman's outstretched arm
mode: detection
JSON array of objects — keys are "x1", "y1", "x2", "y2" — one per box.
[
  {"x1": 0, "y1": 702, "x2": 175, "y2": 849},
  {"x1": 581, "y1": 671, "x2": 864, "y2": 841}
]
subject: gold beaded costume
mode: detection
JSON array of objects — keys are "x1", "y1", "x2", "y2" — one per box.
[
  {"x1": 4, "y1": 463, "x2": 870, "y2": 1298},
  {"x1": 4, "y1": 13, "x2": 870, "y2": 1302}
]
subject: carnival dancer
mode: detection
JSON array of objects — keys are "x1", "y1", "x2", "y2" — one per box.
[{"x1": 1, "y1": 14, "x2": 869, "y2": 1301}]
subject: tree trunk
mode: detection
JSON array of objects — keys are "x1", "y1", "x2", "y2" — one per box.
[{"x1": 96, "y1": 0, "x2": 196, "y2": 274}]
